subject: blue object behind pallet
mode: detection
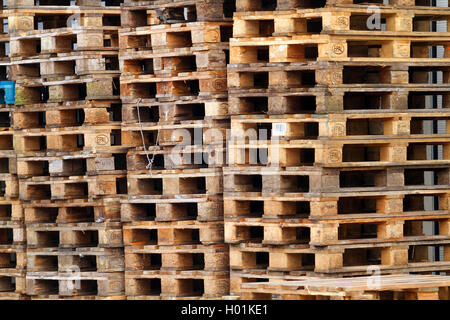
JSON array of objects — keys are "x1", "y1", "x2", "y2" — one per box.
[{"x1": 0, "y1": 81, "x2": 15, "y2": 104}]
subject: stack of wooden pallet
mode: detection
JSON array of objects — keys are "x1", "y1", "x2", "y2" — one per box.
[
  {"x1": 0, "y1": 2, "x2": 23, "y2": 300},
  {"x1": 7, "y1": 0, "x2": 126, "y2": 300},
  {"x1": 119, "y1": 0, "x2": 233, "y2": 299},
  {"x1": 225, "y1": 0, "x2": 450, "y2": 299}
]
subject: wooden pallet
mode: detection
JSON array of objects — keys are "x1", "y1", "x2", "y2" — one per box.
[
  {"x1": 19, "y1": 175, "x2": 127, "y2": 200},
  {"x1": 4, "y1": 0, "x2": 442, "y2": 302},
  {"x1": 232, "y1": 7, "x2": 450, "y2": 38},
  {"x1": 23, "y1": 198, "x2": 121, "y2": 223},
  {"x1": 126, "y1": 146, "x2": 227, "y2": 171},
  {"x1": 229, "y1": 245, "x2": 450, "y2": 277},
  {"x1": 124, "y1": 244, "x2": 229, "y2": 271},
  {"x1": 119, "y1": 22, "x2": 232, "y2": 51},
  {"x1": 122, "y1": 119, "x2": 229, "y2": 148},
  {"x1": 9, "y1": 27, "x2": 119, "y2": 58},
  {"x1": 17, "y1": 153, "x2": 127, "y2": 178},
  {"x1": 120, "y1": 71, "x2": 227, "y2": 101},
  {"x1": 122, "y1": 197, "x2": 223, "y2": 222},
  {"x1": 227, "y1": 214, "x2": 450, "y2": 243},
  {"x1": 122, "y1": 99, "x2": 228, "y2": 123},
  {"x1": 0, "y1": 175, "x2": 18, "y2": 199},
  {"x1": 224, "y1": 189, "x2": 450, "y2": 218},
  {"x1": 230, "y1": 34, "x2": 450, "y2": 65},
  {"x1": 234, "y1": 0, "x2": 445, "y2": 12},
  {"x1": 9, "y1": 52, "x2": 120, "y2": 80},
  {"x1": 14, "y1": 76, "x2": 120, "y2": 105},
  {"x1": 0, "y1": 156, "x2": 17, "y2": 178},
  {"x1": 26, "y1": 222, "x2": 123, "y2": 248},
  {"x1": 25, "y1": 271, "x2": 124, "y2": 297},
  {"x1": 0, "y1": 130, "x2": 14, "y2": 155},
  {"x1": 120, "y1": 46, "x2": 229, "y2": 76},
  {"x1": 239, "y1": 274, "x2": 450, "y2": 300},
  {"x1": 6, "y1": 6, "x2": 121, "y2": 33},
  {"x1": 13, "y1": 101, "x2": 122, "y2": 129},
  {"x1": 121, "y1": 0, "x2": 235, "y2": 27},
  {"x1": 5, "y1": 0, "x2": 123, "y2": 9},
  {"x1": 10, "y1": 99, "x2": 121, "y2": 113},
  {"x1": 121, "y1": 98, "x2": 229, "y2": 119},
  {"x1": 228, "y1": 86, "x2": 450, "y2": 115},
  {"x1": 228, "y1": 61, "x2": 450, "y2": 88},
  {"x1": 0, "y1": 222, "x2": 25, "y2": 245},
  {"x1": 228, "y1": 138, "x2": 450, "y2": 167},
  {"x1": 223, "y1": 165, "x2": 450, "y2": 195},
  {"x1": 0, "y1": 107, "x2": 14, "y2": 131},
  {"x1": 0, "y1": 0, "x2": 131, "y2": 302},
  {"x1": 229, "y1": 269, "x2": 382, "y2": 297},
  {"x1": 0, "y1": 272, "x2": 26, "y2": 296},
  {"x1": 127, "y1": 168, "x2": 223, "y2": 197}
]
